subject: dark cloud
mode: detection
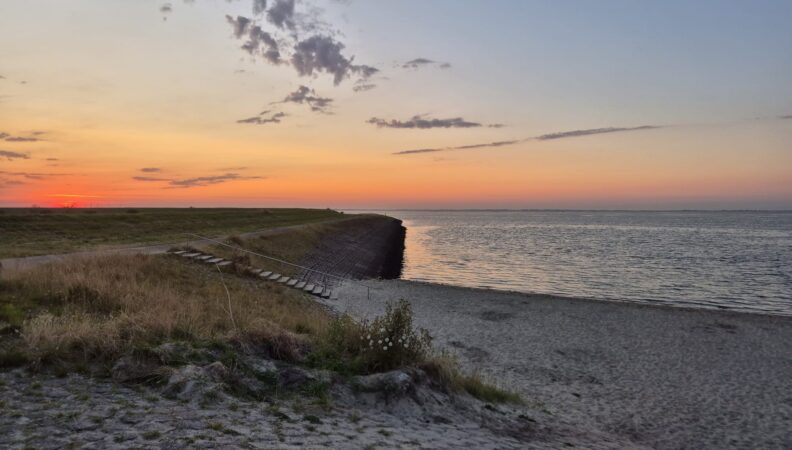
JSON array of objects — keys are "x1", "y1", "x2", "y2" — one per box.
[
  {"x1": 279, "y1": 85, "x2": 333, "y2": 112},
  {"x1": 353, "y1": 83, "x2": 377, "y2": 92},
  {"x1": 133, "y1": 176, "x2": 170, "y2": 182},
  {"x1": 46, "y1": 158, "x2": 59, "y2": 161},
  {"x1": 0, "y1": 150, "x2": 30, "y2": 160},
  {"x1": 5, "y1": 136, "x2": 40, "y2": 142},
  {"x1": 367, "y1": 116, "x2": 483, "y2": 129},
  {"x1": 393, "y1": 140, "x2": 523, "y2": 155},
  {"x1": 140, "y1": 167, "x2": 162, "y2": 173},
  {"x1": 0, "y1": 131, "x2": 42, "y2": 142},
  {"x1": 267, "y1": 0, "x2": 296, "y2": 30},
  {"x1": 237, "y1": 111, "x2": 287, "y2": 125},
  {"x1": 160, "y1": 3, "x2": 172, "y2": 13},
  {"x1": 402, "y1": 58, "x2": 452, "y2": 70},
  {"x1": 226, "y1": 16, "x2": 282, "y2": 64},
  {"x1": 291, "y1": 35, "x2": 376, "y2": 85},
  {"x1": 393, "y1": 124, "x2": 661, "y2": 155},
  {"x1": 536, "y1": 126, "x2": 659, "y2": 140},
  {"x1": 169, "y1": 173, "x2": 264, "y2": 188},
  {"x1": 253, "y1": 0, "x2": 268, "y2": 15},
  {"x1": 780, "y1": 115, "x2": 792, "y2": 119},
  {"x1": 226, "y1": 15, "x2": 252, "y2": 38},
  {"x1": 0, "y1": 170, "x2": 62, "y2": 180},
  {"x1": 0, "y1": 179, "x2": 25, "y2": 187}
]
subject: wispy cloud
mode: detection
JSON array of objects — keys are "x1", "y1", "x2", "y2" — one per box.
[
  {"x1": 276, "y1": 85, "x2": 333, "y2": 113},
  {"x1": 368, "y1": 116, "x2": 484, "y2": 129},
  {"x1": 133, "y1": 176, "x2": 171, "y2": 182},
  {"x1": 401, "y1": 58, "x2": 451, "y2": 70},
  {"x1": 237, "y1": 111, "x2": 287, "y2": 125},
  {"x1": 0, "y1": 131, "x2": 43, "y2": 142},
  {"x1": 394, "y1": 140, "x2": 524, "y2": 155},
  {"x1": 393, "y1": 125, "x2": 661, "y2": 155},
  {"x1": 353, "y1": 82, "x2": 377, "y2": 92},
  {"x1": 0, "y1": 170, "x2": 63, "y2": 180},
  {"x1": 0, "y1": 150, "x2": 30, "y2": 160},
  {"x1": 140, "y1": 167, "x2": 162, "y2": 173},
  {"x1": 780, "y1": 115, "x2": 792, "y2": 119},
  {"x1": 168, "y1": 173, "x2": 265, "y2": 188},
  {"x1": 536, "y1": 126, "x2": 660, "y2": 141},
  {"x1": 132, "y1": 171, "x2": 265, "y2": 189}
]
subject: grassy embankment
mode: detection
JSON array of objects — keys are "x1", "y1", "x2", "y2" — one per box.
[
  {"x1": 0, "y1": 213, "x2": 519, "y2": 404},
  {"x1": 0, "y1": 207, "x2": 343, "y2": 258}
]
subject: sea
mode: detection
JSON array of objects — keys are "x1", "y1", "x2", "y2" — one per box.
[{"x1": 352, "y1": 210, "x2": 792, "y2": 316}]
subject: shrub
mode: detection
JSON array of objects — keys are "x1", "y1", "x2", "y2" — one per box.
[{"x1": 310, "y1": 300, "x2": 431, "y2": 374}]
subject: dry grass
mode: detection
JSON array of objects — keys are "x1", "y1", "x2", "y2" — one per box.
[
  {"x1": 420, "y1": 354, "x2": 523, "y2": 404},
  {"x1": 1, "y1": 254, "x2": 333, "y2": 367}
]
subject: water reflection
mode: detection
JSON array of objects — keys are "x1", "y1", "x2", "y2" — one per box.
[{"x1": 355, "y1": 210, "x2": 792, "y2": 316}]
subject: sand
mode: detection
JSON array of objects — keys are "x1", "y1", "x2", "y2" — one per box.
[{"x1": 331, "y1": 280, "x2": 792, "y2": 449}]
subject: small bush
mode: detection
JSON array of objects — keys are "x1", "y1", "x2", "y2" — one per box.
[{"x1": 310, "y1": 300, "x2": 431, "y2": 374}]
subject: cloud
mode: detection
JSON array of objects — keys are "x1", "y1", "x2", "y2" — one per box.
[
  {"x1": 267, "y1": 0, "x2": 296, "y2": 30},
  {"x1": 353, "y1": 83, "x2": 377, "y2": 92},
  {"x1": 237, "y1": 111, "x2": 287, "y2": 125},
  {"x1": 367, "y1": 116, "x2": 483, "y2": 129},
  {"x1": 393, "y1": 124, "x2": 661, "y2": 155},
  {"x1": 253, "y1": 0, "x2": 268, "y2": 15},
  {"x1": 0, "y1": 150, "x2": 30, "y2": 160},
  {"x1": 393, "y1": 140, "x2": 523, "y2": 155},
  {"x1": 291, "y1": 35, "x2": 377, "y2": 85},
  {"x1": 46, "y1": 157, "x2": 59, "y2": 161},
  {"x1": 226, "y1": 16, "x2": 282, "y2": 64},
  {"x1": 160, "y1": 3, "x2": 172, "y2": 15},
  {"x1": 168, "y1": 173, "x2": 264, "y2": 188},
  {"x1": 133, "y1": 176, "x2": 170, "y2": 182},
  {"x1": 279, "y1": 85, "x2": 333, "y2": 112},
  {"x1": 536, "y1": 126, "x2": 660, "y2": 140},
  {"x1": 401, "y1": 58, "x2": 452, "y2": 70},
  {"x1": 0, "y1": 170, "x2": 62, "y2": 180},
  {"x1": 140, "y1": 167, "x2": 162, "y2": 173},
  {"x1": 0, "y1": 178, "x2": 26, "y2": 187},
  {"x1": 780, "y1": 115, "x2": 792, "y2": 119},
  {"x1": 226, "y1": 15, "x2": 252, "y2": 38},
  {"x1": 0, "y1": 131, "x2": 43, "y2": 142}
]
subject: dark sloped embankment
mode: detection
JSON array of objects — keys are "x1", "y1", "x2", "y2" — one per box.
[{"x1": 299, "y1": 215, "x2": 405, "y2": 283}]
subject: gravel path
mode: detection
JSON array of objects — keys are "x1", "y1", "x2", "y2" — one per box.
[{"x1": 331, "y1": 280, "x2": 792, "y2": 450}]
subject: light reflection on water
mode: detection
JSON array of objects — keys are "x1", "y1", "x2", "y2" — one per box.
[{"x1": 353, "y1": 210, "x2": 792, "y2": 316}]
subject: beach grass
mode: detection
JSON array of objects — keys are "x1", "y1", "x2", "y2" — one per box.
[
  {"x1": 0, "y1": 249, "x2": 519, "y2": 403},
  {"x1": 0, "y1": 254, "x2": 330, "y2": 370},
  {"x1": 0, "y1": 207, "x2": 343, "y2": 258}
]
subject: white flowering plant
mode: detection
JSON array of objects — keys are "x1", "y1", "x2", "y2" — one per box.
[{"x1": 309, "y1": 300, "x2": 432, "y2": 374}]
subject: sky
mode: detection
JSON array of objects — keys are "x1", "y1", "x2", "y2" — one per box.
[{"x1": 0, "y1": 0, "x2": 790, "y2": 209}]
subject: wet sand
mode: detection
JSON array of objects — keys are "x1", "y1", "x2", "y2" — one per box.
[{"x1": 332, "y1": 280, "x2": 792, "y2": 449}]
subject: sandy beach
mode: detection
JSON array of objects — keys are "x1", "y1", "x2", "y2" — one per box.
[{"x1": 333, "y1": 280, "x2": 792, "y2": 449}]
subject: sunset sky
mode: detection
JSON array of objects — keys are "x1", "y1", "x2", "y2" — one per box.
[{"x1": 1, "y1": 0, "x2": 790, "y2": 209}]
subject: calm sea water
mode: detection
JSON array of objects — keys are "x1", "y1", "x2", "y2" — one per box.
[{"x1": 355, "y1": 210, "x2": 792, "y2": 316}]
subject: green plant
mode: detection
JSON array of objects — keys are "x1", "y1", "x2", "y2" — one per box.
[{"x1": 309, "y1": 300, "x2": 431, "y2": 374}]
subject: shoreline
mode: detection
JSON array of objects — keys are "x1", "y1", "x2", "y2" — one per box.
[
  {"x1": 331, "y1": 279, "x2": 792, "y2": 449},
  {"x1": 394, "y1": 277, "x2": 792, "y2": 320}
]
